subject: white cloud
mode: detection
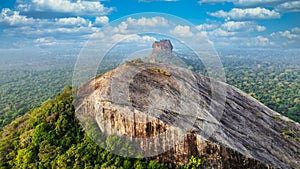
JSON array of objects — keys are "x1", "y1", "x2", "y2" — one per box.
[
  {"x1": 209, "y1": 36, "x2": 276, "y2": 48},
  {"x1": 275, "y1": 1, "x2": 300, "y2": 12},
  {"x1": 291, "y1": 27, "x2": 300, "y2": 33},
  {"x1": 55, "y1": 17, "x2": 90, "y2": 26},
  {"x1": 17, "y1": 0, "x2": 113, "y2": 16},
  {"x1": 139, "y1": 0, "x2": 178, "y2": 2},
  {"x1": 94, "y1": 16, "x2": 109, "y2": 26},
  {"x1": 210, "y1": 28, "x2": 236, "y2": 36},
  {"x1": 1, "y1": 10, "x2": 102, "y2": 37},
  {"x1": 126, "y1": 17, "x2": 169, "y2": 27},
  {"x1": 252, "y1": 35, "x2": 272, "y2": 46},
  {"x1": 189, "y1": 18, "x2": 298, "y2": 48},
  {"x1": 4, "y1": 24, "x2": 100, "y2": 41},
  {"x1": 222, "y1": 21, "x2": 248, "y2": 31},
  {"x1": 1, "y1": 15, "x2": 171, "y2": 49},
  {"x1": 199, "y1": 0, "x2": 290, "y2": 7},
  {"x1": 271, "y1": 30, "x2": 299, "y2": 39},
  {"x1": 197, "y1": 21, "x2": 266, "y2": 40},
  {"x1": 256, "y1": 25, "x2": 266, "y2": 32},
  {"x1": 111, "y1": 34, "x2": 157, "y2": 42},
  {"x1": 263, "y1": 28, "x2": 300, "y2": 47},
  {"x1": 170, "y1": 25, "x2": 193, "y2": 37},
  {"x1": 34, "y1": 37, "x2": 57, "y2": 46},
  {"x1": 199, "y1": 0, "x2": 232, "y2": 4},
  {"x1": 221, "y1": 21, "x2": 266, "y2": 32},
  {"x1": 112, "y1": 22, "x2": 129, "y2": 33},
  {"x1": 236, "y1": 0, "x2": 288, "y2": 6},
  {"x1": 111, "y1": 16, "x2": 169, "y2": 34},
  {"x1": 196, "y1": 23, "x2": 218, "y2": 31},
  {"x1": 0, "y1": 8, "x2": 34, "y2": 26},
  {"x1": 1, "y1": 8, "x2": 94, "y2": 28},
  {"x1": 208, "y1": 7, "x2": 281, "y2": 20}
]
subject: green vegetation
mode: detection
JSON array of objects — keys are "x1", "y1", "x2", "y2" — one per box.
[
  {"x1": 149, "y1": 67, "x2": 171, "y2": 76},
  {"x1": 1, "y1": 49, "x2": 297, "y2": 168},
  {"x1": 0, "y1": 68, "x2": 72, "y2": 130},
  {"x1": 126, "y1": 58, "x2": 144, "y2": 64},
  {"x1": 0, "y1": 54, "x2": 119, "y2": 131},
  {"x1": 0, "y1": 86, "x2": 211, "y2": 168},
  {"x1": 282, "y1": 129, "x2": 297, "y2": 138},
  {"x1": 160, "y1": 69, "x2": 171, "y2": 76},
  {"x1": 1, "y1": 53, "x2": 299, "y2": 132},
  {"x1": 256, "y1": 114, "x2": 263, "y2": 119},
  {"x1": 207, "y1": 89, "x2": 213, "y2": 95},
  {"x1": 179, "y1": 156, "x2": 205, "y2": 169},
  {"x1": 271, "y1": 115, "x2": 281, "y2": 121},
  {"x1": 281, "y1": 129, "x2": 300, "y2": 142},
  {"x1": 171, "y1": 111, "x2": 179, "y2": 115},
  {"x1": 186, "y1": 129, "x2": 197, "y2": 134},
  {"x1": 223, "y1": 58, "x2": 300, "y2": 122},
  {"x1": 149, "y1": 67, "x2": 159, "y2": 73}
]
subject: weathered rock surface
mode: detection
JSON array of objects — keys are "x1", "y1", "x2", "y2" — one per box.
[{"x1": 76, "y1": 62, "x2": 300, "y2": 169}]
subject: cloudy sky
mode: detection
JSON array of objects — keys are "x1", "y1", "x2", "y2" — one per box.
[{"x1": 0, "y1": 0, "x2": 300, "y2": 50}]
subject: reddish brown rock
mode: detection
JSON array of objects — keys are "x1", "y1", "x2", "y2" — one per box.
[{"x1": 152, "y1": 39, "x2": 173, "y2": 53}]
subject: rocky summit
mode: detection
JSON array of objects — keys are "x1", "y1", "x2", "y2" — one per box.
[
  {"x1": 76, "y1": 60, "x2": 300, "y2": 169},
  {"x1": 148, "y1": 40, "x2": 185, "y2": 67},
  {"x1": 152, "y1": 39, "x2": 173, "y2": 53}
]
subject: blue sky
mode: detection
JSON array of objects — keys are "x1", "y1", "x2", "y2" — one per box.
[{"x1": 0, "y1": 0, "x2": 300, "y2": 50}]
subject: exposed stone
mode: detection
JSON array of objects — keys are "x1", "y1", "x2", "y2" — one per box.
[
  {"x1": 152, "y1": 39, "x2": 173, "y2": 53},
  {"x1": 76, "y1": 62, "x2": 300, "y2": 169},
  {"x1": 148, "y1": 40, "x2": 186, "y2": 67}
]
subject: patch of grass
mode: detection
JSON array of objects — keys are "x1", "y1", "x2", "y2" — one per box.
[
  {"x1": 207, "y1": 89, "x2": 213, "y2": 94},
  {"x1": 171, "y1": 111, "x2": 179, "y2": 115},
  {"x1": 271, "y1": 115, "x2": 281, "y2": 121},
  {"x1": 149, "y1": 67, "x2": 159, "y2": 73},
  {"x1": 148, "y1": 67, "x2": 171, "y2": 76},
  {"x1": 181, "y1": 156, "x2": 205, "y2": 168},
  {"x1": 281, "y1": 129, "x2": 300, "y2": 142},
  {"x1": 159, "y1": 69, "x2": 171, "y2": 76},
  {"x1": 126, "y1": 58, "x2": 143, "y2": 64},
  {"x1": 282, "y1": 129, "x2": 296, "y2": 138},
  {"x1": 256, "y1": 114, "x2": 263, "y2": 119},
  {"x1": 187, "y1": 129, "x2": 197, "y2": 134}
]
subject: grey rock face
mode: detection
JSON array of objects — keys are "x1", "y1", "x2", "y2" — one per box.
[{"x1": 76, "y1": 62, "x2": 300, "y2": 169}]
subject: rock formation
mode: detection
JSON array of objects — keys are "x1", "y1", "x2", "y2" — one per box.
[
  {"x1": 76, "y1": 62, "x2": 300, "y2": 169},
  {"x1": 148, "y1": 39, "x2": 186, "y2": 67},
  {"x1": 152, "y1": 39, "x2": 173, "y2": 53}
]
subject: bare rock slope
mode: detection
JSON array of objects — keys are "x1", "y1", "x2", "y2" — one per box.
[{"x1": 76, "y1": 61, "x2": 300, "y2": 169}]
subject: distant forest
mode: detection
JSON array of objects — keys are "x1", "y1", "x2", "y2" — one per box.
[{"x1": 0, "y1": 49, "x2": 299, "y2": 129}]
